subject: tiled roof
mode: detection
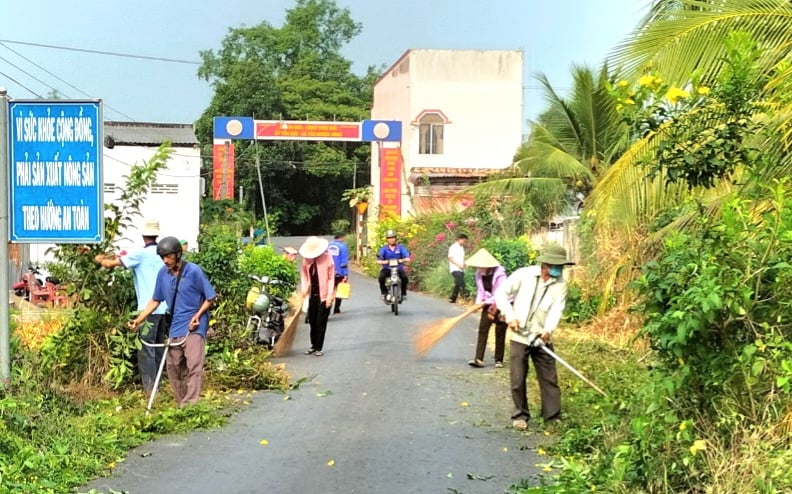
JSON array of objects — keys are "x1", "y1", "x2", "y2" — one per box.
[
  {"x1": 104, "y1": 121, "x2": 198, "y2": 147},
  {"x1": 408, "y1": 167, "x2": 506, "y2": 183}
]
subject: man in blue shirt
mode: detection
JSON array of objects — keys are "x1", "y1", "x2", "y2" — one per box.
[
  {"x1": 377, "y1": 230, "x2": 410, "y2": 301},
  {"x1": 95, "y1": 218, "x2": 167, "y2": 396},
  {"x1": 129, "y1": 236, "x2": 216, "y2": 407},
  {"x1": 327, "y1": 232, "x2": 350, "y2": 314}
]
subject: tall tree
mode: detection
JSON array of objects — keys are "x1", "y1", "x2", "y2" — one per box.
[{"x1": 194, "y1": 0, "x2": 378, "y2": 234}]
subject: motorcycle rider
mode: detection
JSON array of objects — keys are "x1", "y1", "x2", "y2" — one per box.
[{"x1": 376, "y1": 230, "x2": 410, "y2": 301}]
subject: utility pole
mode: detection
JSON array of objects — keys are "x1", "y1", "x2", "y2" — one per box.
[{"x1": 0, "y1": 87, "x2": 10, "y2": 382}]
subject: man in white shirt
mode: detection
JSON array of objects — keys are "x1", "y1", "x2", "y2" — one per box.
[
  {"x1": 494, "y1": 244, "x2": 575, "y2": 430},
  {"x1": 447, "y1": 233, "x2": 468, "y2": 303}
]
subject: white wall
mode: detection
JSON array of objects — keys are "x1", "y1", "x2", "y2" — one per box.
[{"x1": 29, "y1": 144, "x2": 201, "y2": 263}]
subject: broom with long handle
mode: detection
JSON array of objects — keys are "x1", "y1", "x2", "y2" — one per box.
[
  {"x1": 272, "y1": 293, "x2": 304, "y2": 357},
  {"x1": 414, "y1": 303, "x2": 484, "y2": 358}
]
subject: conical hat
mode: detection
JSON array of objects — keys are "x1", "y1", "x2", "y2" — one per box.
[
  {"x1": 466, "y1": 248, "x2": 500, "y2": 268},
  {"x1": 299, "y1": 236, "x2": 329, "y2": 259}
]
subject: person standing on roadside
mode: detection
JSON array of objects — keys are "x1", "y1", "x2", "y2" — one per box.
[
  {"x1": 128, "y1": 236, "x2": 216, "y2": 407},
  {"x1": 299, "y1": 236, "x2": 335, "y2": 356},
  {"x1": 494, "y1": 244, "x2": 574, "y2": 430},
  {"x1": 466, "y1": 248, "x2": 508, "y2": 369},
  {"x1": 327, "y1": 232, "x2": 349, "y2": 314},
  {"x1": 282, "y1": 246, "x2": 299, "y2": 263},
  {"x1": 95, "y1": 218, "x2": 167, "y2": 396},
  {"x1": 448, "y1": 233, "x2": 468, "y2": 303}
]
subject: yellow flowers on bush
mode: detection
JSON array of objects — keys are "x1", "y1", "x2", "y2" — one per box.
[
  {"x1": 665, "y1": 87, "x2": 690, "y2": 104},
  {"x1": 13, "y1": 313, "x2": 68, "y2": 350}
]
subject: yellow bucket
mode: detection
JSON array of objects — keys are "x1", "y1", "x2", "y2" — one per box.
[
  {"x1": 245, "y1": 286, "x2": 260, "y2": 309},
  {"x1": 336, "y1": 281, "x2": 351, "y2": 299}
]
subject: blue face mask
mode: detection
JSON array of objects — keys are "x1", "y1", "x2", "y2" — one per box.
[{"x1": 548, "y1": 265, "x2": 564, "y2": 278}]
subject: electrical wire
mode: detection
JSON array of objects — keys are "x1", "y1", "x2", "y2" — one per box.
[
  {"x1": 0, "y1": 69, "x2": 43, "y2": 98},
  {"x1": 0, "y1": 39, "x2": 200, "y2": 65}
]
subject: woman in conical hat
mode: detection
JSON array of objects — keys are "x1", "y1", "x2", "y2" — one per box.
[
  {"x1": 466, "y1": 248, "x2": 509, "y2": 369},
  {"x1": 299, "y1": 237, "x2": 334, "y2": 356}
]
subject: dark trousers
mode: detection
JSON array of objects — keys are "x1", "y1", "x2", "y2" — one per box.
[
  {"x1": 474, "y1": 305, "x2": 508, "y2": 362},
  {"x1": 509, "y1": 339, "x2": 561, "y2": 421},
  {"x1": 139, "y1": 314, "x2": 167, "y2": 393},
  {"x1": 378, "y1": 270, "x2": 408, "y2": 296},
  {"x1": 450, "y1": 271, "x2": 465, "y2": 301},
  {"x1": 333, "y1": 274, "x2": 345, "y2": 313},
  {"x1": 308, "y1": 294, "x2": 331, "y2": 351}
]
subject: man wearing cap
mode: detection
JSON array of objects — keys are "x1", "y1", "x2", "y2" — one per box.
[
  {"x1": 466, "y1": 248, "x2": 508, "y2": 369},
  {"x1": 494, "y1": 243, "x2": 575, "y2": 430},
  {"x1": 376, "y1": 230, "x2": 410, "y2": 301},
  {"x1": 327, "y1": 232, "x2": 349, "y2": 314},
  {"x1": 299, "y1": 236, "x2": 335, "y2": 356},
  {"x1": 94, "y1": 218, "x2": 168, "y2": 396}
]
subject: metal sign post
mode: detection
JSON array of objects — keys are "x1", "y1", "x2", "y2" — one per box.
[{"x1": 0, "y1": 88, "x2": 9, "y2": 382}]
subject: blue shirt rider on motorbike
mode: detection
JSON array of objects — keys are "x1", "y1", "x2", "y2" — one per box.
[{"x1": 377, "y1": 230, "x2": 410, "y2": 301}]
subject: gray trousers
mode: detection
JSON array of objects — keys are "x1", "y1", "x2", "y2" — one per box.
[
  {"x1": 166, "y1": 333, "x2": 205, "y2": 407},
  {"x1": 509, "y1": 339, "x2": 561, "y2": 421},
  {"x1": 138, "y1": 314, "x2": 167, "y2": 393}
]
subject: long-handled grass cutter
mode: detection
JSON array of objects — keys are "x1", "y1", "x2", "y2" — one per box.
[{"x1": 138, "y1": 333, "x2": 188, "y2": 414}]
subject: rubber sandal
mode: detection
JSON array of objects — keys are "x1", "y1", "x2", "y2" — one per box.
[
  {"x1": 315, "y1": 351, "x2": 323, "y2": 356},
  {"x1": 304, "y1": 349, "x2": 316, "y2": 355},
  {"x1": 512, "y1": 419, "x2": 528, "y2": 430}
]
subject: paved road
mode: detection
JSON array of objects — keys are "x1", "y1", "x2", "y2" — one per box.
[{"x1": 84, "y1": 242, "x2": 544, "y2": 494}]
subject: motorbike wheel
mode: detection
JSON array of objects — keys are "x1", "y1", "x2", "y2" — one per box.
[
  {"x1": 391, "y1": 285, "x2": 400, "y2": 316},
  {"x1": 245, "y1": 316, "x2": 261, "y2": 342}
]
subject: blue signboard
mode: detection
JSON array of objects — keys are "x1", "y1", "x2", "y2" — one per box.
[
  {"x1": 213, "y1": 116, "x2": 255, "y2": 140},
  {"x1": 7, "y1": 100, "x2": 103, "y2": 243}
]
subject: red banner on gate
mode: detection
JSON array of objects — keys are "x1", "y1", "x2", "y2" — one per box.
[
  {"x1": 212, "y1": 142, "x2": 235, "y2": 200},
  {"x1": 379, "y1": 147, "x2": 402, "y2": 218},
  {"x1": 255, "y1": 120, "x2": 362, "y2": 141}
]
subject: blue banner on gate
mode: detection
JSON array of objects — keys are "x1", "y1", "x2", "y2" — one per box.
[{"x1": 8, "y1": 100, "x2": 104, "y2": 243}]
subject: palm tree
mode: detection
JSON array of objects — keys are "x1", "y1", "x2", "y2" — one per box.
[
  {"x1": 586, "y1": 0, "x2": 792, "y2": 228},
  {"x1": 467, "y1": 64, "x2": 628, "y2": 226}
]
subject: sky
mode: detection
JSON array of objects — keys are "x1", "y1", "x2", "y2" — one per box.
[{"x1": 0, "y1": 0, "x2": 652, "y2": 130}]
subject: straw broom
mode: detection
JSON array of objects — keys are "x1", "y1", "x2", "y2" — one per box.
[
  {"x1": 272, "y1": 293, "x2": 304, "y2": 357},
  {"x1": 414, "y1": 303, "x2": 484, "y2": 358}
]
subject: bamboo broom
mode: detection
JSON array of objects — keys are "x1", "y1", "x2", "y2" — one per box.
[
  {"x1": 272, "y1": 293, "x2": 304, "y2": 357},
  {"x1": 414, "y1": 303, "x2": 484, "y2": 358}
]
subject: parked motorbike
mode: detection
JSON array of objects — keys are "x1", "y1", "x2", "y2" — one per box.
[
  {"x1": 244, "y1": 275, "x2": 290, "y2": 349},
  {"x1": 383, "y1": 259, "x2": 404, "y2": 315},
  {"x1": 12, "y1": 265, "x2": 45, "y2": 300}
]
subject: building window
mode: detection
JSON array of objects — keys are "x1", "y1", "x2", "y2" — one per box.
[{"x1": 419, "y1": 113, "x2": 444, "y2": 155}]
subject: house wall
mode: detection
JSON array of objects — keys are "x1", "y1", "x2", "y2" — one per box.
[
  {"x1": 370, "y1": 49, "x2": 524, "y2": 222},
  {"x1": 28, "y1": 144, "x2": 201, "y2": 263}
]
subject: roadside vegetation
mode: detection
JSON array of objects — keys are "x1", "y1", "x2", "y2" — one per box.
[{"x1": 5, "y1": 1, "x2": 792, "y2": 493}]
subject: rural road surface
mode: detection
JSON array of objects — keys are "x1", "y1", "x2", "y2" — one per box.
[{"x1": 84, "y1": 239, "x2": 546, "y2": 493}]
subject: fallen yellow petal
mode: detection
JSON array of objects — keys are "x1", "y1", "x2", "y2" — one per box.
[
  {"x1": 543, "y1": 466, "x2": 553, "y2": 472},
  {"x1": 327, "y1": 460, "x2": 335, "y2": 466},
  {"x1": 460, "y1": 402, "x2": 469, "y2": 407},
  {"x1": 537, "y1": 448, "x2": 546, "y2": 456},
  {"x1": 260, "y1": 439, "x2": 269, "y2": 446}
]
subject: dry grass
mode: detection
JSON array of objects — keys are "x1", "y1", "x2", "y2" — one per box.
[{"x1": 569, "y1": 305, "x2": 647, "y2": 350}]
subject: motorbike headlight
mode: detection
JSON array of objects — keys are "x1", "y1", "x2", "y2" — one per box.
[{"x1": 252, "y1": 293, "x2": 271, "y2": 313}]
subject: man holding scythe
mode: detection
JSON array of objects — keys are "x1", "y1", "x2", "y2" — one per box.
[{"x1": 494, "y1": 244, "x2": 576, "y2": 430}]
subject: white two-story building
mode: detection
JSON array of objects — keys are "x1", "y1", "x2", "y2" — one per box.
[{"x1": 370, "y1": 49, "x2": 524, "y2": 218}]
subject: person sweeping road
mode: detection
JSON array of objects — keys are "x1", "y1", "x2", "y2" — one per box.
[
  {"x1": 494, "y1": 244, "x2": 575, "y2": 430},
  {"x1": 466, "y1": 248, "x2": 508, "y2": 369}
]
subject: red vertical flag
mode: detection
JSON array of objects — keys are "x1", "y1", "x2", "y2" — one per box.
[
  {"x1": 379, "y1": 147, "x2": 402, "y2": 218},
  {"x1": 212, "y1": 142, "x2": 235, "y2": 200}
]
